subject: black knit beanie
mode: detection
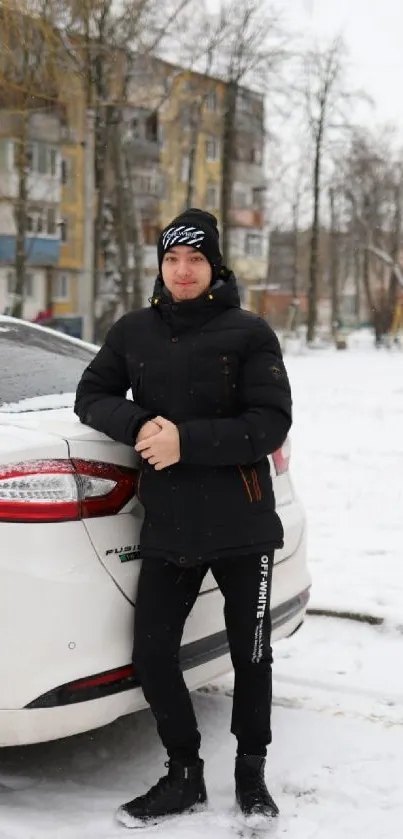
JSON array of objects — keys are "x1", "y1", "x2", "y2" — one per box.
[{"x1": 158, "y1": 208, "x2": 222, "y2": 275}]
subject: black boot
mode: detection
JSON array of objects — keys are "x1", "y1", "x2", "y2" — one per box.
[
  {"x1": 116, "y1": 759, "x2": 207, "y2": 828},
  {"x1": 235, "y1": 755, "x2": 279, "y2": 822}
]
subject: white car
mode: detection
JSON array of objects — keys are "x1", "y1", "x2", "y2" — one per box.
[{"x1": 0, "y1": 315, "x2": 311, "y2": 748}]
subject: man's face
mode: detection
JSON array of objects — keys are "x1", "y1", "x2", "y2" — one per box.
[{"x1": 161, "y1": 246, "x2": 212, "y2": 301}]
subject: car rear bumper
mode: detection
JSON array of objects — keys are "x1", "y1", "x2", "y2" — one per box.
[
  {"x1": 0, "y1": 511, "x2": 310, "y2": 747},
  {"x1": 0, "y1": 581, "x2": 310, "y2": 747}
]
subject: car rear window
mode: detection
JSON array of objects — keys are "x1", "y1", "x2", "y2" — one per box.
[{"x1": 0, "y1": 321, "x2": 95, "y2": 412}]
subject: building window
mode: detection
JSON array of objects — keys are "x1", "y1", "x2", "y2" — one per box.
[
  {"x1": 47, "y1": 208, "x2": 56, "y2": 235},
  {"x1": 20, "y1": 142, "x2": 58, "y2": 175},
  {"x1": 131, "y1": 116, "x2": 142, "y2": 139},
  {"x1": 26, "y1": 213, "x2": 35, "y2": 233},
  {"x1": 25, "y1": 208, "x2": 48, "y2": 234},
  {"x1": 7, "y1": 272, "x2": 15, "y2": 294},
  {"x1": 180, "y1": 105, "x2": 194, "y2": 131},
  {"x1": 251, "y1": 146, "x2": 263, "y2": 165},
  {"x1": 37, "y1": 142, "x2": 48, "y2": 174},
  {"x1": 25, "y1": 273, "x2": 34, "y2": 298},
  {"x1": 49, "y1": 148, "x2": 57, "y2": 176},
  {"x1": 245, "y1": 233, "x2": 263, "y2": 258},
  {"x1": 61, "y1": 157, "x2": 76, "y2": 193},
  {"x1": 0, "y1": 138, "x2": 9, "y2": 170},
  {"x1": 205, "y1": 90, "x2": 218, "y2": 112},
  {"x1": 59, "y1": 219, "x2": 68, "y2": 242},
  {"x1": 206, "y1": 182, "x2": 219, "y2": 210},
  {"x1": 233, "y1": 185, "x2": 250, "y2": 209},
  {"x1": 133, "y1": 172, "x2": 158, "y2": 195},
  {"x1": 181, "y1": 155, "x2": 190, "y2": 182},
  {"x1": 26, "y1": 143, "x2": 35, "y2": 171},
  {"x1": 7, "y1": 271, "x2": 33, "y2": 297},
  {"x1": 61, "y1": 158, "x2": 69, "y2": 184},
  {"x1": 52, "y1": 273, "x2": 69, "y2": 301},
  {"x1": 158, "y1": 124, "x2": 166, "y2": 151},
  {"x1": 252, "y1": 187, "x2": 264, "y2": 208},
  {"x1": 206, "y1": 137, "x2": 220, "y2": 162}
]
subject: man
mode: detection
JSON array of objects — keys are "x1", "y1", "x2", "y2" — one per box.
[{"x1": 74, "y1": 208, "x2": 292, "y2": 829}]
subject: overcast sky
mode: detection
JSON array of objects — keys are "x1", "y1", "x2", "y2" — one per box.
[
  {"x1": 282, "y1": 0, "x2": 403, "y2": 131},
  {"x1": 204, "y1": 0, "x2": 403, "y2": 132}
]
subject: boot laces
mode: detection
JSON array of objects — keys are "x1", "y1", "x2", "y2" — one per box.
[{"x1": 142, "y1": 762, "x2": 172, "y2": 803}]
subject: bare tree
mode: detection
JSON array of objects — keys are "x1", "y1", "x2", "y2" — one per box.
[
  {"x1": 0, "y1": 0, "x2": 63, "y2": 318},
  {"x1": 173, "y1": 5, "x2": 233, "y2": 210},
  {"x1": 338, "y1": 128, "x2": 403, "y2": 344},
  {"x1": 328, "y1": 185, "x2": 340, "y2": 337},
  {"x1": 179, "y1": 0, "x2": 288, "y2": 262},
  {"x1": 302, "y1": 38, "x2": 343, "y2": 343},
  {"x1": 56, "y1": 0, "x2": 194, "y2": 340},
  {"x1": 297, "y1": 36, "x2": 368, "y2": 343},
  {"x1": 212, "y1": 0, "x2": 288, "y2": 264}
]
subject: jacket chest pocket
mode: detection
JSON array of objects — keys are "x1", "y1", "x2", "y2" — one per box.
[
  {"x1": 128, "y1": 359, "x2": 167, "y2": 412},
  {"x1": 128, "y1": 360, "x2": 145, "y2": 404},
  {"x1": 190, "y1": 352, "x2": 239, "y2": 415}
]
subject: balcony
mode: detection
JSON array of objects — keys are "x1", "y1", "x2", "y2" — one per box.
[
  {"x1": 229, "y1": 208, "x2": 264, "y2": 228},
  {"x1": 123, "y1": 109, "x2": 161, "y2": 164},
  {"x1": 0, "y1": 235, "x2": 60, "y2": 265}
]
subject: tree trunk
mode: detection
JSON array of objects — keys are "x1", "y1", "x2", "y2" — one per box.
[
  {"x1": 109, "y1": 119, "x2": 129, "y2": 314},
  {"x1": 307, "y1": 127, "x2": 323, "y2": 344},
  {"x1": 93, "y1": 106, "x2": 111, "y2": 303},
  {"x1": 44, "y1": 266, "x2": 53, "y2": 312},
  {"x1": 186, "y1": 126, "x2": 198, "y2": 209},
  {"x1": 127, "y1": 155, "x2": 144, "y2": 311},
  {"x1": 361, "y1": 239, "x2": 381, "y2": 343},
  {"x1": 11, "y1": 114, "x2": 29, "y2": 319},
  {"x1": 353, "y1": 240, "x2": 361, "y2": 324},
  {"x1": 291, "y1": 197, "x2": 299, "y2": 300},
  {"x1": 221, "y1": 81, "x2": 237, "y2": 266},
  {"x1": 185, "y1": 103, "x2": 204, "y2": 209},
  {"x1": 387, "y1": 181, "x2": 402, "y2": 330},
  {"x1": 116, "y1": 134, "x2": 145, "y2": 312},
  {"x1": 329, "y1": 187, "x2": 340, "y2": 337}
]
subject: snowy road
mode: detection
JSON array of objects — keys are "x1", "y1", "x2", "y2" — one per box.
[{"x1": 1, "y1": 335, "x2": 402, "y2": 838}]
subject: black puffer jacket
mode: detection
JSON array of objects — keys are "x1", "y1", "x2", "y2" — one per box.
[{"x1": 74, "y1": 272, "x2": 292, "y2": 565}]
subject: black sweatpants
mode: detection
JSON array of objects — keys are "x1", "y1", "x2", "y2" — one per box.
[{"x1": 132, "y1": 552, "x2": 274, "y2": 761}]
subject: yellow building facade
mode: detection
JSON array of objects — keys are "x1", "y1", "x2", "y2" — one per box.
[
  {"x1": 53, "y1": 79, "x2": 86, "y2": 318},
  {"x1": 158, "y1": 69, "x2": 225, "y2": 228}
]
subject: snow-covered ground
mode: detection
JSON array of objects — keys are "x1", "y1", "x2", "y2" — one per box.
[
  {"x1": 1, "y1": 333, "x2": 402, "y2": 839},
  {"x1": 287, "y1": 330, "x2": 403, "y2": 627}
]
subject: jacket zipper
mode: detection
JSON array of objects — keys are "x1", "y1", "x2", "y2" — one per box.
[
  {"x1": 238, "y1": 466, "x2": 262, "y2": 503},
  {"x1": 251, "y1": 467, "x2": 262, "y2": 501},
  {"x1": 137, "y1": 362, "x2": 145, "y2": 403},
  {"x1": 222, "y1": 355, "x2": 231, "y2": 405}
]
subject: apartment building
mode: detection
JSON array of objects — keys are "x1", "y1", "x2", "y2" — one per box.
[
  {"x1": 127, "y1": 58, "x2": 268, "y2": 302},
  {"x1": 0, "y1": 110, "x2": 62, "y2": 319}
]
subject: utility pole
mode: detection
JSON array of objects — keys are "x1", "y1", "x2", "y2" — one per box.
[{"x1": 80, "y1": 108, "x2": 96, "y2": 342}]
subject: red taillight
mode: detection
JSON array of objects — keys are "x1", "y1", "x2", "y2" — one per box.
[
  {"x1": 67, "y1": 665, "x2": 135, "y2": 692},
  {"x1": 0, "y1": 459, "x2": 137, "y2": 523},
  {"x1": 272, "y1": 437, "x2": 291, "y2": 475},
  {"x1": 72, "y1": 459, "x2": 137, "y2": 520}
]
